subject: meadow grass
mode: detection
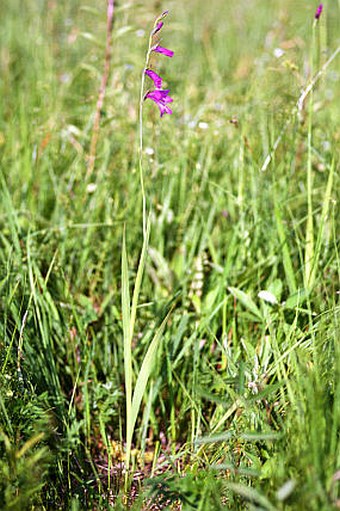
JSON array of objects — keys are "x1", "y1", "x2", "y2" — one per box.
[{"x1": 0, "y1": 0, "x2": 339, "y2": 509}]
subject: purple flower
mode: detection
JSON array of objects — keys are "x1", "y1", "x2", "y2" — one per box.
[
  {"x1": 144, "y1": 11, "x2": 174, "y2": 118},
  {"x1": 152, "y1": 45, "x2": 174, "y2": 58},
  {"x1": 145, "y1": 69, "x2": 163, "y2": 89},
  {"x1": 315, "y1": 3, "x2": 323, "y2": 19},
  {"x1": 145, "y1": 89, "x2": 173, "y2": 117},
  {"x1": 152, "y1": 21, "x2": 164, "y2": 35}
]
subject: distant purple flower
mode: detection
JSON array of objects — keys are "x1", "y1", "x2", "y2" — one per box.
[
  {"x1": 315, "y1": 3, "x2": 323, "y2": 19},
  {"x1": 145, "y1": 89, "x2": 173, "y2": 117},
  {"x1": 145, "y1": 69, "x2": 163, "y2": 89},
  {"x1": 152, "y1": 45, "x2": 174, "y2": 58}
]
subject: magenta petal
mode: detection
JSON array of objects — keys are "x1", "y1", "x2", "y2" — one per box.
[
  {"x1": 315, "y1": 3, "x2": 323, "y2": 19},
  {"x1": 153, "y1": 21, "x2": 164, "y2": 35},
  {"x1": 152, "y1": 45, "x2": 174, "y2": 58},
  {"x1": 145, "y1": 89, "x2": 174, "y2": 117},
  {"x1": 145, "y1": 69, "x2": 163, "y2": 89},
  {"x1": 159, "y1": 104, "x2": 173, "y2": 117}
]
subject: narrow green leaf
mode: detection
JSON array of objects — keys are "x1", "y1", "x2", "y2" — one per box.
[
  {"x1": 309, "y1": 158, "x2": 335, "y2": 289},
  {"x1": 194, "y1": 432, "x2": 233, "y2": 445},
  {"x1": 123, "y1": 219, "x2": 151, "y2": 479},
  {"x1": 228, "y1": 287, "x2": 263, "y2": 321},
  {"x1": 239, "y1": 431, "x2": 281, "y2": 442},
  {"x1": 130, "y1": 309, "x2": 172, "y2": 437},
  {"x1": 274, "y1": 203, "x2": 297, "y2": 295},
  {"x1": 0, "y1": 171, "x2": 21, "y2": 256},
  {"x1": 226, "y1": 482, "x2": 278, "y2": 511},
  {"x1": 130, "y1": 217, "x2": 150, "y2": 342},
  {"x1": 121, "y1": 227, "x2": 132, "y2": 442},
  {"x1": 283, "y1": 288, "x2": 308, "y2": 310}
]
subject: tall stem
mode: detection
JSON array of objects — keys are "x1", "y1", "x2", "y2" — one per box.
[
  {"x1": 138, "y1": 39, "x2": 153, "y2": 239},
  {"x1": 124, "y1": 11, "x2": 170, "y2": 489},
  {"x1": 138, "y1": 10, "x2": 169, "y2": 237},
  {"x1": 305, "y1": 19, "x2": 318, "y2": 288}
]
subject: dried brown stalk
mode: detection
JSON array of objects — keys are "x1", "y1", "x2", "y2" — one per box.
[{"x1": 86, "y1": 0, "x2": 115, "y2": 179}]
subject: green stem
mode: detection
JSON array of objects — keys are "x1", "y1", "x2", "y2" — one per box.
[
  {"x1": 138, "y1": 10, "x2": 169, "y2": 238},
  {"x1": 139, "y1": 36, "x2": 153, "y2": 239},
  {"x1": 305, "y1": 20, "x2": 318, "y2": 289}
]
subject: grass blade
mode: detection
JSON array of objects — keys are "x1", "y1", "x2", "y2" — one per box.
[
  {"x1": 130, "y1": 218, "x2": 151, "y2": 341},
  {"x1": 130, "y1": 309, "x2": 172, "y2": 440},
  {"x1": 122, "y1": 218, "x2": 151, "y2": 481},
  {"x1": 308, "y1": 159, "x2": 335, "y2": 289},
  {"x1": 274, "y1": 202, "x2": 297, "y2": 295},
  {"x1": 121, "y1": 226, "x2": 132, "y2": 472},
  {"x1": 228, "y1": 287, "x2": 263, "y2": 321}
]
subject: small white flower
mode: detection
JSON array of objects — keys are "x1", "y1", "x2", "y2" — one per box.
[
  {"x1": 258, "y1": 290, "x2": 278, "y2": 305},
  {"x1": 198, "y1": 121, "x2": 209, "y2": 130},
  {"x1": 273, "y1": 47, "x2": 285, "y2": 59},
  {"x1": 86, "y1": 183, "x2": 97, "y2": 193},
  {"x1": 144, "y1": 146, "x2": 154, "y2": 155}
]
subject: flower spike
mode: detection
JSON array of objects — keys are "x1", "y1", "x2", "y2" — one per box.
[{"x1": 143, "y1": 11, "x2": 174, "y2": 118}]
